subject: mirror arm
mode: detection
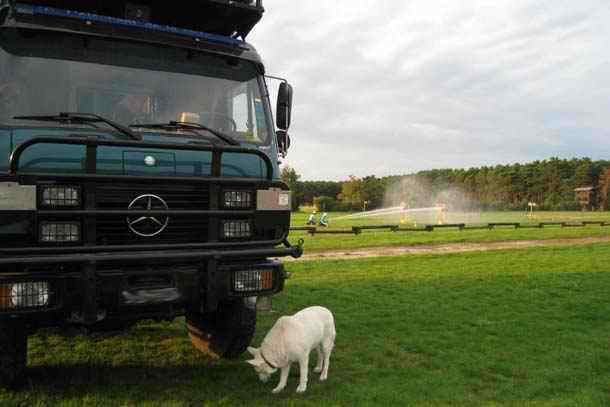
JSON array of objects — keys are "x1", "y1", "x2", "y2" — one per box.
[
  {"x1": 276, "y1": 130, "x2": 290, "y2": 158},
  {"x1": 265, "y1": 75, "x2": 289, "y2": 84}
]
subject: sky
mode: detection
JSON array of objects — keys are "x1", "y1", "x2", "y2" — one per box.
[{"x1": 248, "y1": 0, "x2": 610, "y2": 181}]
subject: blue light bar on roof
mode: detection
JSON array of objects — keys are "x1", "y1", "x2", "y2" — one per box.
[{"x1": 14, "y1": 3, "x2": 247, "y2": 47}]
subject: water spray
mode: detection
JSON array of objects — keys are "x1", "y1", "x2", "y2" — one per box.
[
  {"x1": 436, "y1": 203, "x2": 447, "y2": 225},
  {"x1": 335, "y1": 206, "x2": 447, "y2": 221}
]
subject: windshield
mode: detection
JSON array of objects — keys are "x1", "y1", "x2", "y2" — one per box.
[{"x1": 0, "y1": 29, "x2": 272, "y2": 145}]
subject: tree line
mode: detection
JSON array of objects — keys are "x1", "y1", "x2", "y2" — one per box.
[{"x1": 281, "y1": 157, "x2": 610, "y2": 212}]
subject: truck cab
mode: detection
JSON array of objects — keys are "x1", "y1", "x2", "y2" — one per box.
[{"x1": 0, "y1": 0, "x2": 299, "y2": 386}]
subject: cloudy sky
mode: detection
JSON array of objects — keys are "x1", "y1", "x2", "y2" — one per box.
[{"x1": 248, "y1": 1, "x2": 610, "y2": 181}]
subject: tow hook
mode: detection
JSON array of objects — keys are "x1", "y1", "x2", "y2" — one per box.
[{"x1": 283, "y1": 238, "x2": 304, "y2": 259}]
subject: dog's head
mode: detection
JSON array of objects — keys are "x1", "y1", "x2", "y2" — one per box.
[{"x1": 246, "y1": 346, "x2": 277, "y2": 382}]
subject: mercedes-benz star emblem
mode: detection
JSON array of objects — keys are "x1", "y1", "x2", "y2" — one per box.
[{"x1": 127, "y1": 194, "x2": 169, "y2": 237}]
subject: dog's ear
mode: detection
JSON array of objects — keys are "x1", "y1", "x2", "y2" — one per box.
[
  {"x1": 246, "y1": 359, "x2": 259, "y2": 367},
  {"x1": 247, "y1": 346, "x2": 259, "y2": 356}
]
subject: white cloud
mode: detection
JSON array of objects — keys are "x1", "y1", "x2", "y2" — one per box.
[{"x1": 249, "y1": 0, "x2": 610, "y2": 180}]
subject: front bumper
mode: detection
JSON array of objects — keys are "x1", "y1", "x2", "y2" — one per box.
[{"x1": 0, "y1": 243, "x2": 302, "y2": 328}]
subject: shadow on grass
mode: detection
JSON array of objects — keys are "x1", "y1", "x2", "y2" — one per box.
[
  {"x1": 27, "y1": 363, "x2": 197, "y2": 386},
  {"x1": 19, "y1": 361, "x2": 268, "y2": 404}
]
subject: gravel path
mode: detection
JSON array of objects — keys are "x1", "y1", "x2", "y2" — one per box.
[{"x1": 286, "y1": 236, "x2": 610, "y2": 262}]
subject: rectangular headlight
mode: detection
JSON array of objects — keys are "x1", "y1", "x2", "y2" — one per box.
[
  {"x1": 40, "y1": 222, "x2": 80, "y2": 243},
  {"x1": 233, "y1": 270, "x2": 274, "y2": 293},
  {"x1": 40, "y1": 185, "x2": 80, "y2": 207},
  {"x1": 222, "y1": 220, "x2": 252, "y2": 239},
  {"x1": 0, "y1": 282, "x2": 50, "y2": 310},
  {"x1": 224, "y1": 190, "x2": 252, "y2": 209}
]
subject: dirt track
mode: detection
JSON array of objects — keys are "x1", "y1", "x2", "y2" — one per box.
[{"x1": 288, "y1": 236, "x2": 610, "y2": 262}]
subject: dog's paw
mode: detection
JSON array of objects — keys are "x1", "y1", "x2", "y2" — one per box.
[
  {"x1": 272, "y1": 387, "x2": 285, "y2": 394},
  {"x1": 296, "y1": 385, "x2": 307, "y2": 393},
  {"x1": 320, "y1": 374, "x2": 328, "y2": 381},
  {"x1": 314, "y1": 366, "x2": 323, "y2": 373}
]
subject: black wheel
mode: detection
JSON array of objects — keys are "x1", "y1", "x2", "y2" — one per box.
[
  {"x1": 186, "y1": 298, "x2": 256, "y2": 359},
  {"x1": 0, "y1": 321, "x2": 27, "y2": 388}
]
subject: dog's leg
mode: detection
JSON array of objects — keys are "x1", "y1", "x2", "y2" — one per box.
[
  {"x1": 314, "y1": 345, "x2": 324, "y2": 373},
  {"x1": 295, "y1": 354, "x2": 309, "y2": 393},
  {"x1": 272, "y1": 364, "x2": 291, "y2": 394},
  {"x1": 320, "y1": 339, "x2": 334, "y2": 381}
]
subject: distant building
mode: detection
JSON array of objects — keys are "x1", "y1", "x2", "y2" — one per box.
[{"x1": 574, "y1": 186, "x2": 598, "y2": 211}]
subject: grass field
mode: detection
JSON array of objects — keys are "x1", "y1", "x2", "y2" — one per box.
[
  {"x1": 291, "y1": 211, "x2": 610, "y2": 229},
  {"x1": 2, "y1": 244, "x2": 609, "y2": 406},
  {"x1": 288, "y1": 211, "x2": 610, "y2": 252},
  {"x1": 289, "y1": 225, "x2": 610, "y2": 253}
]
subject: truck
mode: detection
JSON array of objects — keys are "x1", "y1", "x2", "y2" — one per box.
[{"x1": 0, "y1": 0, "x2": 301, "y2": 386}]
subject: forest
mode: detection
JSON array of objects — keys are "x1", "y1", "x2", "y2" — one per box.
[{"x1": 281, "y1": 158, "x2": 610, "y2": 212}]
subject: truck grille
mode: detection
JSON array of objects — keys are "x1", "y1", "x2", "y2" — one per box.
[{"x1": 95, "y1": 182, "x2": 210, "y2": 245}]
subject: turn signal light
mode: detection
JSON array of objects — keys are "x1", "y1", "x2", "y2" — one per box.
[
  {"x1": 0, "y1": 282, "x2": 50, "y2": 310},
  {"x1": 233, "y1": 270, "x2": 274, "y2": 293}
]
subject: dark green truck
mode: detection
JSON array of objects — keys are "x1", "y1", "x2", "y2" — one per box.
[{"x1": 0, "y1": 0, "x2": 300, "y2": 386}]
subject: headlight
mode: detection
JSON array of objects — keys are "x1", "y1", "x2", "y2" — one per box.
[
  {"x1": 223, "y1": 190, "x2": 252, "y2": 209},
  {"x1": 0, "y1": 282, "x2": 50, "y2": 309},
  {"x1": 40, "y1": 222, "x2": 80, "y2": 243},
  {"x1": 222, "y1": 220, "x2": 252, "y2": 239},
  {"x1": 233, "y1": 270, "x2": 274, "y2": 293},
  {"x1": 40, "y1": 185, "x2": 80, "y2": 207}
]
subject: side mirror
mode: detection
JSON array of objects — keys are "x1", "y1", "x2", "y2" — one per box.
[
  {"x1": 276, "y1": 82, "x2": 293, "y2": 131},
  {"x1": 276, "y1": 129, "x2": 291, "y2": 157}
]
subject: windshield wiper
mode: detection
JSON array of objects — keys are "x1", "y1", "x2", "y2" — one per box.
[
  {"x1": 131, "y1": 121, "x2": 240, "y2": 146},
  {"x1": 14, "y1": 112, "x2": 141, "y2": 141}
]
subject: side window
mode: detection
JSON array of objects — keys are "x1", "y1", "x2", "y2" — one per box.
[
  {"x1": 232, "y1": 88, "x2": 250, "y2": 133},
  {"x1": 231, "y1": 82, "x2": 266, "y2": 144}
]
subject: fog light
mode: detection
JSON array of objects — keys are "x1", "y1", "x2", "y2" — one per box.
[
  {"x1": 233, "y1": 270, "x2": 274, "y2": 293},
  {"x1": 224, "y1": 190, "x2": 252, "y2": 209},
  {"x1": 222, "y1": 220, "x2": 252, "y2": 239},
  {"x1": 0, "y1": 282, "x2": 50, "y2": 309},
  {"x1": 40, "y1": 185, "x2": 80, "y2": 207},
  {"x1": 40, "y1": 222, "x2": 80, "y2": 243}
]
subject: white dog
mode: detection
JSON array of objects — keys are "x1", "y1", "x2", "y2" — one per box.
[{"x1": 246, "y1": 306, "x2": 336, "y2": 394}]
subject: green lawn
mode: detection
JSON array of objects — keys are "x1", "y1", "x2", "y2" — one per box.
[
  {"x1": 289, "y1": 211, "x2": 610, "y2": 252},
  {"x1": 2, "y1": 244, "x2": 610, "y2": 406}
]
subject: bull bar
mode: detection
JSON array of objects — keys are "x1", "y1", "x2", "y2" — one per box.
[{"x1": 0, "y1": 136, "x2": 302, "y2": 325}]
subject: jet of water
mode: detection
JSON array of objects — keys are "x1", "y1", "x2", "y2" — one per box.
[{"x1": 334, "y1": 206, "x2": 444, "y2": 220}]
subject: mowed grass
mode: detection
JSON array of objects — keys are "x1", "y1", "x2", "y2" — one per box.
[
  {"x1": 289, "y1": 224, "x2": 610, "y2": 253},
  {"x1": 289, "y1": 211, "x2": 610, "y2": 252},
  {"x1": 2, "y1": 244, "x2": 610, "y2": 405}
]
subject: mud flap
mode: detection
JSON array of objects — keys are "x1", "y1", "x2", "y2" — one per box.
[
  {"x1": 186, "y1": 298, "x2": 256, "y2": 359},
  {"x1": 186, "y1": 320, "x2": 221, "y2": 359}
]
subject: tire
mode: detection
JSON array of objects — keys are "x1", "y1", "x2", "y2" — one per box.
[
  {"x1": 186, "y1": 298, "x2": 256, "y2": 359},
  {"x1": 0, "y1": 321, "x2": 27, "y2": 388}
]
